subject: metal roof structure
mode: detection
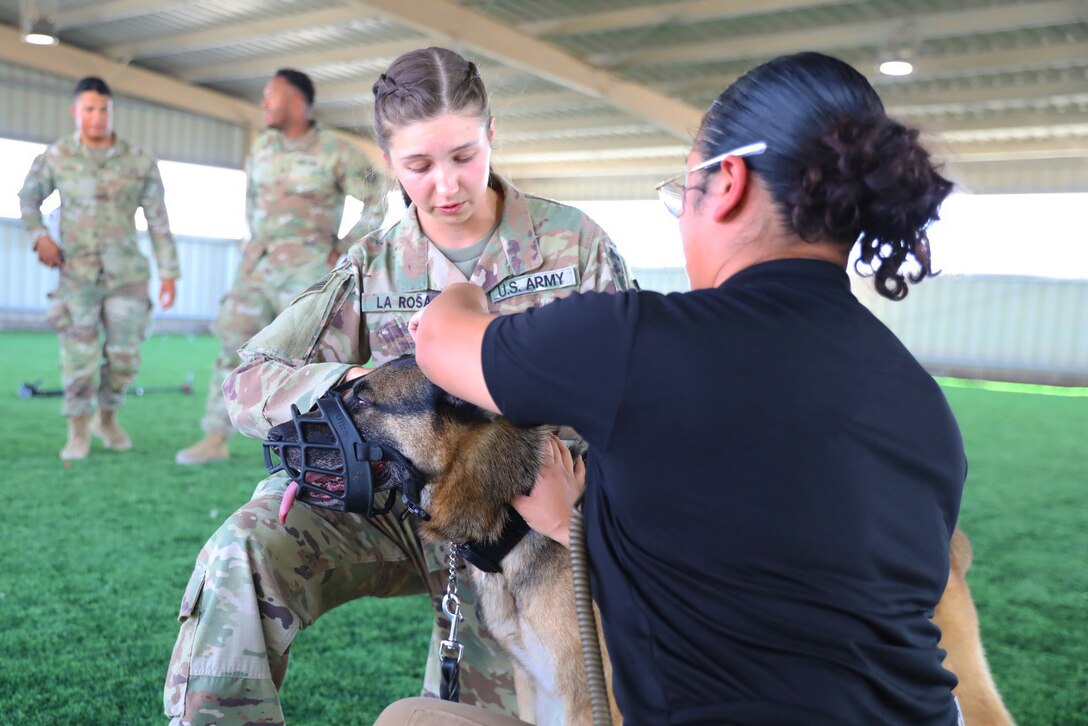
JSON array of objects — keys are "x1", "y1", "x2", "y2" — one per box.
[{"x1": 1, "y1": 0, "x2": 1086, "y2": 198}]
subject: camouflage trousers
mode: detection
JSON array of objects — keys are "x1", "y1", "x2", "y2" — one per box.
[
  {"x1": 199, "y1": 244, "x2": 332, "y2": 437},
  {"x1": 46, "y1": 277, "x2": 152, "y2": 417},
  {"x1": 164, "y1": 473, "x2": 521, "y2": 725}
]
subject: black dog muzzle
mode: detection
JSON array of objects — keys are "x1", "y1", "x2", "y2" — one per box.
[{"x1": 262, "y1": 385, "x2": 429, "y2": 519}]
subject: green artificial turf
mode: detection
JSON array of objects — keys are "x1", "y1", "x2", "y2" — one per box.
[
  {"x1": 0, "y1": 332, "x2": 431, "y2": 725},
  {"x1": 0, "y1": 332, "x2": 1084, "y2": 724}
]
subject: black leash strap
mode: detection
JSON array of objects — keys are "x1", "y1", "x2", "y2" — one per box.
[{"x1": 440, "y1": 650, "x2": 461, "y2": 702}]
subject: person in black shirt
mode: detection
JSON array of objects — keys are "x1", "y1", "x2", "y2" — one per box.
[{"x1": 401, "y1": 52, "x2": 965, "y2": 725}]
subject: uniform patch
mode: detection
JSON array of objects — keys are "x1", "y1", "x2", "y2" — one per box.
[
  {"x1": 360, "y1": 291, "x2": 440, "y2": 312},
  {"x1": 488, "y1": 266, "x2": 578, "y2": 303}
]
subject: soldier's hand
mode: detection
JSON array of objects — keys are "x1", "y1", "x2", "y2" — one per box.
[
  {"x1": 159, "y1": 278, "x2": 177, "y2": 311},
  {"x1": 35, "y1": 236, "x2": 64, "y2": 269}
]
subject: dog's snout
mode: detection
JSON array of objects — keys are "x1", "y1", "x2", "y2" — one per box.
[{"x1": 266, "y1": 428, "x2": 284, "y2": 442}]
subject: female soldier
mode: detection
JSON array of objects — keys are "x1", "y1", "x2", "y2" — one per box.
[
  {"x1": 401, "y1": 52, "x2": 968, "y2": 724},
  {"x1": 163, "y1": 47, "x2": 630, "y2": 725}
]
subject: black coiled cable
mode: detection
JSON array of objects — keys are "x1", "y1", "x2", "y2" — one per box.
[{"x1": 569, "y1": 496, "x2": 613, "y2": 726}]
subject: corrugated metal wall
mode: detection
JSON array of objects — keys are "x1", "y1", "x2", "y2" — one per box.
[
  {"x1": 4, "y1": 225, "x2": 1085, "y2": 385},
  {"x1": 0, "y1": 60, "x2": 247, "y2": 168}
]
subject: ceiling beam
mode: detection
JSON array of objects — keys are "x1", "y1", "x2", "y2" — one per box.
[
  {"x1": 495, "y1": 117, "x2": 1088, "y2": 167},
  {"x1": 355, "y1": 106, "x2": 1088, "y2": 139},
  {"x1": 499, "y1": 137, "x2": 1088, "y2": 181},
  {"x1": 518, "y1": 0, "x2": 853, "y2": 37},
  {"x1": 179, "y1": 39, "x2": 422, "y2": 83},
  {"x1": 500, "y1": 158, "x2": 681, "y2": 180},
  {"x1": 497, "y1": 113, "x2": 647, "y2": 135},
  {"x1": 354, "y1": 0, "x2": 704, "y2": 140},
  {"x1": 940, "y1": 137, "x2": 1088, "y2": 163},
  {"x1": 916, "y1": 110, "x2": 1088, "y2": 136},
  {"x1": 0, "y1": 24, "x2": 384, "y2": 166},
  {"x1": 318, "y1": 108, "x2": 660, "y2": 140},
  {"x1": 908, "y1": 40, "x2": 1088, "y2": 81},
  {"x1": 667, "y1": 40, "x2": 1088, "y2": 98},
  {"x1": 55, "y1": 0, "x2": 195, "y2": 29},
  {"x1": 103, "y1": 7, "x2": 382, "y2": 61},
  {"x1": 310, "y1": 67, "x2": 533, "y2": 107},
  {"x1": 494, "y1": 136, "x2": 687, "y2": 165},
  {"x1": 884, "y1": 79, "x2": 1088, "y2": 112},
  {"x1": 319, "y1": 79, "x2": 381, "y2": 105},
  {"x1": 592, "y1": 0, "x2": 1087, "y2": 68},
  {"x1": 491, "y1": 90, "x2": 598, "y2": 113}
]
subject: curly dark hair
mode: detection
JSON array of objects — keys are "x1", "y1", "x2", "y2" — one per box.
[{"x1": 697, "y1": 52, "x2": 954, "y2": 300}]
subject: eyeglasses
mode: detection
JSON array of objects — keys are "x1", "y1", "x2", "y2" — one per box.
[{"x1": 655, "y1": 141, "x2": 768, "y2": 218}]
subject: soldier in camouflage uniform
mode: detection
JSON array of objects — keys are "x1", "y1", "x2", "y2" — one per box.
[
  {"x1": 19, "y1": 76, "x2": 179, "y2": 461},
  {"x1": 163, "y1": 48, "x2": 631, "y2": 725},
  {"x1": 175, "y1": 68, "x2": 386, "y2": 465}
]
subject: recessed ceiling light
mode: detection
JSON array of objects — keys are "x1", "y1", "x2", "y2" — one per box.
[{"x1": 879, "y1": 59, "x2": 914, "y2": 76}]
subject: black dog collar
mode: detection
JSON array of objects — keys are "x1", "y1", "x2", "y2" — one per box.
[{"x1": 460, "y1": 505, "x2": 532, "y2": 574}]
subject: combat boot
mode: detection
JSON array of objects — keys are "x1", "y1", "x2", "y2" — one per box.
[
  {"x1": 60, "y1": 415, "x2": 92, "y2": 460},
  {"x1": 175, "y1": 433, "x2": 230, "y2": 465},
  {"x1": 91, "y1": 409, "x2": 133, "y2": 451}
]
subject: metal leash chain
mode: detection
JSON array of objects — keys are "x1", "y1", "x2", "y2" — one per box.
[{"x1": 439, "y1": 542, "x2": 465, "y2": 702}]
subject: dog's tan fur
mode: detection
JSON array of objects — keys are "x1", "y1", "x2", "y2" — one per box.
[
  {"x1": 937, "y1": 529, "x2": 1016, "y2": 725},
  {"x1": 281, "y1": 358, "x2": 1012, "y2": 724}
]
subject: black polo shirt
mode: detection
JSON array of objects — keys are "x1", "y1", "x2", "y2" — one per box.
[{"x1": 481, "y1": 259, "x2": 965, "y2": 725}]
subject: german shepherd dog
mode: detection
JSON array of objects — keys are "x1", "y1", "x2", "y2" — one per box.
[{"x1": 268, "y1": 356, "x2": 1012, "y2": 725}]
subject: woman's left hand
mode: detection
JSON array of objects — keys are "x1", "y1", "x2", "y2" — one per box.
[{"x1": 512, "y1": 434, "x2": 586, "y2": 548}]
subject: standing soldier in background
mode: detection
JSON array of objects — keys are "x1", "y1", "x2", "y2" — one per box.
[
  {"x1": 19, "y1": 76, "x2": 179, "y2": 461},
  {"x1": 175, "y1": 68, "x2": 387, "y2": 465}
]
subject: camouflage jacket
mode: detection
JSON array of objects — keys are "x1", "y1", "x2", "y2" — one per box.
[
  {"x1": 18, "y1": 132, "x2": 180, "y2": 287},
  {"x1": 246, "y1": 124, "x2": 386, "y2": 258},
  {"x1": 226, "y1": 175, "x2": 631, "y2": 437}
]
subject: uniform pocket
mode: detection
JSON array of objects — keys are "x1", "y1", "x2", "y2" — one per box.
[
  {"x1": 372, "y1": 316, "x2": 415, "y2": 358},
  {"x1": 178, "y1": 565, "x2": 207, "y2": 621}
]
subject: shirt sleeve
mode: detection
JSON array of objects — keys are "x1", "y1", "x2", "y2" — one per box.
[
  {"x1": 140, "y1": 157, "x2": 181, "y2": 279},
  {"x1": 18, "y1": 152, "x2": 54, "y2": 245},
  {"x1": 481, "y1": 289, "x2": 640, "y2": 448},
  {"x1": 243, "y1": 153, "x2": 257, "y2": 243}
]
